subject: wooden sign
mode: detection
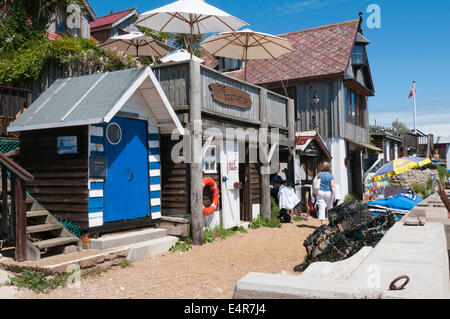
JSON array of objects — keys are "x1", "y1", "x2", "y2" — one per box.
[{"x1": 209, "y1": 83, "x2": 252, "y2": 109}]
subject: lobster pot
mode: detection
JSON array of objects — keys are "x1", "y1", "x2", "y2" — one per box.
[{"x1": 9, "y1": 68, "x2": 185, "y2": 234}]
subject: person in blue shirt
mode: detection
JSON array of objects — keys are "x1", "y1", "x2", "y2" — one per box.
[{"x1": 313, "y1": 162, "x2": 336, "y2": 225}]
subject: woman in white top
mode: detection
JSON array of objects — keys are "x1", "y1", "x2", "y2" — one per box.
[{"x1": 313, "y1": 162, "x2": 336, "y2": 225}]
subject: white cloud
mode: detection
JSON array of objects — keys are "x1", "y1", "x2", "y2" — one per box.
[{"x1": 369, "y1": 109, "x2": 450, "y2": 137}]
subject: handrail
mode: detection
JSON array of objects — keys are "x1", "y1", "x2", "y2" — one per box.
[
  {"x1": 0, "y1": 152, "x2": 34, "y2": 182},
  {"x1": 0, "y1": 86, "x2": 32, "y2": 94}
]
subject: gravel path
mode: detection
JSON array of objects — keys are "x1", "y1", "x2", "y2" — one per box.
[{"x1": 20, "y1": 218, "x2": 321, "y2": 299}]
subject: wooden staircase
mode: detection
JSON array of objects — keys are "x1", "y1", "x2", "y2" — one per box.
[{"x1": 25, "y1": 196, "x2": 81, "y2": 261}]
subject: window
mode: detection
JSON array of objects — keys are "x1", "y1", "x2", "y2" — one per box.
[
  {"x1": 202, "y1": 145, "x2": 217, "y2": 173},
  {"x1": 106, "y1": 123, "x2": 122, "y2": 145},
  {"x1": 352, "y1": 45, "x2": 364, "y2": 65},
  {"x1": 217, "y1": 57, "x2": 243, "y2": 72},
  {"x1": 345, "y1": 87, "x2": 366, "y2": 127}
]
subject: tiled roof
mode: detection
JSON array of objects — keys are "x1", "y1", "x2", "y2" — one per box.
[
  {"x1": 90, "y1": 9, "x2": 135, "y2": 29},
  {"x1": 201, "y1": 20, "x2": 360, "y2": 85}
]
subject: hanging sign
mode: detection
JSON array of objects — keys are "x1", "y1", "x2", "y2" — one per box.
[
  {"x1": 209, "y1": 83, "x2": 252, "y2": 109},
  {"x1": 57, "y1": 136, "x2": 78, "y2": 155}
]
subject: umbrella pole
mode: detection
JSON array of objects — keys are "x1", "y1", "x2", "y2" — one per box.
[{"x1": 244, "y1": 60, "x2": 248, "y2": 81}]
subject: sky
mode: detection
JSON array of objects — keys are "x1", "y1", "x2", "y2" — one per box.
[{"x1": 89, "y1": 0, "x2": 450, "y2": 137}]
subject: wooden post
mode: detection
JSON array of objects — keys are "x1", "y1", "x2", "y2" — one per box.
[
  {"x1": 287, "y1": 98, "x2": 296, "y2": 186},
  {"x1": 1, "y1": 167, "x2": 8, "y2": 240},
  {"x1": 189, "y1": 61, "x2": 204, "y2": 245},
  {"x1": 426, "y1": 134, "x2": 432, "y2": 158},
  {"x1": 259, "y1": 88, "x2": 271, "y2": 220},
  {"x1": 14, "y1": 176, "x2": 27, "y2": 262}
]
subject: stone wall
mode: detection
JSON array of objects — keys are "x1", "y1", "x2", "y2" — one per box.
[{"x1": 388, "y1": 169, "x2": 437, "y2": 188}]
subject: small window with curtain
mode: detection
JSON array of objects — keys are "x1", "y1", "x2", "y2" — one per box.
[{"x1": 202, "y1": 145, "x2": 217, "y2": 174}]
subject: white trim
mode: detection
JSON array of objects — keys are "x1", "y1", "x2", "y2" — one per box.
[
  {"x1": 60, "y1": 72, "x2": 109, "y2": 122},
  {"x1": 151, "y1": 198, "x2": 161, "y2": 206},
  {"x1": 90, "y1": 143, "x2": 104, "y2": 152},
  {"x1": 90, "y1": 126, "x2": 104, "y2": 137},
  {"x1": 111, "y1": 9, "x2": 138, "y2": 28},
  {"x1": 8, "y1": 118, "x2": 104, "y2": 133},
  {"x1": 149, "y1": 155, "x2": 160, "y2": 163},
  {"x1": 151, "y1": 212, "x2": 162, "y2": 219},
  {"x1": 150, "y1": 184, "x2": 161, "y2": 191},
  {"x1": 89, "y1": 189, "x2": 104, "y2": 198},
  {"x1": 103, "y1": 68, "x2": 152, "y2": 123},
  {"x1": 148, "y1": 126, "x2": 159, "y2": 134},
  {"x1": 88, "y1": 216, "x2": 104, "y2": 228},
  {"x1": 88, "y1": 212, "x2": 103, "y2": 219},
  {"x1": 89, "y1": 178, "x2": 105, "y2": 183},
  {"x1": 146, "y1": 68, "x2": 186, "y2": 135},
  {"x1": 148, "y1": 140, "x2": 159, "y2": 148},
  {"x1": 149, "y1": 169, "x2": 161, "y2": 177}
]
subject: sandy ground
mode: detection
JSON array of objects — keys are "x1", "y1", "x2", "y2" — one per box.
[{"x1": 18, "y1": 218, "x2": 321, "y2": 299}]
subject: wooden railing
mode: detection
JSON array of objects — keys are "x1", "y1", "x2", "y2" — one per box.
[
  {"x1": 0, "y1": 152, "x2": 34, "y2": 261},
  {"x1": 0, "y1": 86, "x2": 32, "y2": 137}
]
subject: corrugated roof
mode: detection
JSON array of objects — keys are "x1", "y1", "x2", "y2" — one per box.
[
  {"x1": 8, "y1": 68, "x2": 184, "y2": 135},
  {"x1": 201, "y1": 19, "x2": 360, "y2": 85},
  {"x1": 90, "y1": 9, "x2": 135, "y2": 29}
]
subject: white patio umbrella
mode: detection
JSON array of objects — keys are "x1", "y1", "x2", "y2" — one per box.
[
  {"x1": 161, "y1": 49, "x2": 204, "y2": 63},
  {"x1": 136, "y1": 0, "x2": 249, "y2": 58},
  {"x1": 200, "y1": 29, "x2": 294, "y2": 81},
  {"x1": 99, "y1": 31, "x2": 174, "y2": 61}
]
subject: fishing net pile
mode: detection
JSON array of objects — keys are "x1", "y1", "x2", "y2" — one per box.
[{"x1": 296, "y1": 200, "x2": 397, "y2": 271}]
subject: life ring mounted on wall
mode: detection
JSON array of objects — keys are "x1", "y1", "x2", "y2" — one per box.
[{"x1": 202, "y1": 177, "x2": 220, "y2": 215}]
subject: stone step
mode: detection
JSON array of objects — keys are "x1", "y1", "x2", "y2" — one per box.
[
  {"x1": 33, "y1": 236, "x2": 79, "y2": 250},
  {"x1": 27, "y1": 223, "x2": 63, "y2": 234},
  {"x1": 126, "y1": 236, "x2": 178, "y2": 262},
  {"x1": 89, "y1": 228, "x2": 168, "y2": 250}
]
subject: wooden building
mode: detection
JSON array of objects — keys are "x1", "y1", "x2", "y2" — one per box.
[
  {"x1": 370, "y1": 130, "x2": 403, "y2": 163},
  {"x1": 151, "y1": 61, "x2": 294, "y2": 233},
  {"x1": 8, "y1": 67, "x2": 184, "y2": 234},
  {"x1": 8, "y1": 62, "x2": 293, "y2": 241},
  {"x1": 202, "y1": 16, "x2": 381, "y2": 199},
  {"x1": 90, "y1": 8, "x2": 139, "y2": 43}
]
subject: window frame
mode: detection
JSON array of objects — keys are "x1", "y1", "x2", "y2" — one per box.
[
  {"x1": 345, "y1": 87, "x2": 367, "y2": 128},
  {"x1": 202, "y1": 145, "x2": 217, "y2": 174}
]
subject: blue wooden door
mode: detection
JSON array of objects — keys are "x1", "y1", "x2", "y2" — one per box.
[{"x1": 104, "y1": 117, "x2": 150, "y2": 222}]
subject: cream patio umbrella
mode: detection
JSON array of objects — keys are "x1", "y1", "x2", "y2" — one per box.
[
  {"x1": 200, "y1": 29, "x2": 294, "y2": 81},
  {"x1": 99, "y1": 31, "x2": 174, "y2": 61},
  {"x1": 135, "y1": 0, "x2": 249, "y2": 58}
]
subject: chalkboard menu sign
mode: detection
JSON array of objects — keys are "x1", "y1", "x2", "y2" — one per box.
[{"x1": 89, "y1": 157, "x2": 107, "y2": 178}]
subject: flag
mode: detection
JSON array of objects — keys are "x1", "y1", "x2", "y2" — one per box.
[{"x1": 409, "y1": 85, "x2": 416, "y2": 99}]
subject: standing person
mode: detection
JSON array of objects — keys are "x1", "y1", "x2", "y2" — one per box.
[{"x1": 313, "y1": 162, "x2": 336, "y2": 225}]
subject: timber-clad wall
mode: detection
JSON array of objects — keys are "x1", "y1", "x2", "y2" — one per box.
[
  {"x1": 159, "y1": 135, "x2": 190, "y2": 216},
  {"x1": 152, "y1": 63, "x2": 190, "y2": 107},
  {"x1": 19, "y1": 126, "x2": 89, "y2": 228},
  {"x1": 152, "y1": 62, "x2": 290, "y2": 132},
  {"x1": 249, "y1": 163, "x2": 260, "y2": 205}
]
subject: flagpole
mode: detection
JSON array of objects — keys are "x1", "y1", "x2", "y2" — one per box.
[{"x1": 413, "y1": 81, "x2": 417, "y2": 134}]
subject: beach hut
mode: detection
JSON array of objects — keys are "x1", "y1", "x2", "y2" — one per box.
[{"x1": 8, "y1": 67, "x2": 184, "y2": 234}]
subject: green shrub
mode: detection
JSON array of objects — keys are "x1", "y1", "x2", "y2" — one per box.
[
  {"x1": 203, "y1": 226, "x2": 214, "y2": 243},
  {"x1": 344, "y1": 193, "x2": 362, "y2": 203},
  {"x1": 119, "y1": 258, "x2": 132, "y2": 268},
  {"x1": 249, "y1": 215, "x2": 281, "y2": 229},
  {"x1": 236, "y1": 226, "x2": 248, "y2": 233},
  {"x1": 170, "y1": 239, "x2": 193, "y2": 253},
  {"x1": 437, "y1": 165, "x2": 450, "y2": 185},
  {"x1": 7, "y1": 269, "x2": 73, "y2": 294}
]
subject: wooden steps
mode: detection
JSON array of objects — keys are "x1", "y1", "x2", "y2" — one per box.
[
  {"x1": 26, "y1": 210, "x2": 49, "y2": 218},
  {"x1": 32, "y1": 237, "x2": 79, "y2": 250},
  {"x1": 27, "y1": 223, "x2": 63, "y2": 234}
]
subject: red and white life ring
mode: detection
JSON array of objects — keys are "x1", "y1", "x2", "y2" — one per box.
[{"x1": 202, "y1": 177, "x2": 220, "y2": 215}]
